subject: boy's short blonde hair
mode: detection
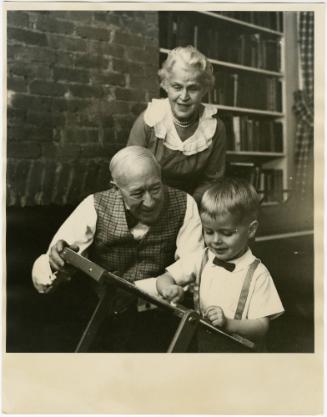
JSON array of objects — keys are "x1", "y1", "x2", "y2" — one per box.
[{"x1": 200, "y1": 177, "x2": 260, "y2": 223}]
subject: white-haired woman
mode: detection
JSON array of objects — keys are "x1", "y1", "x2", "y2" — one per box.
[{"x1": 127, "y1": 46, "x2": 226, "y2": 203}]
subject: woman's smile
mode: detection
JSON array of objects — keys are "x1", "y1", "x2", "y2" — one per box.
[{"x1": 165, "y1": 62, "x2": 207, "y2": 121}]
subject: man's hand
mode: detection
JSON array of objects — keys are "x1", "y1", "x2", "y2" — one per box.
[
  {"x1": 160, "y1": 284, "x2": 184, "y2": 305},
  {"x1": 49, "y1": 240, "x2": 79, "y2": 273},
  {"x1": 32, "y1": 241, "x2": 79, "y2": 294},
  {"x1": 205, "y1": 305, "x2": 226, "y2": 328}
]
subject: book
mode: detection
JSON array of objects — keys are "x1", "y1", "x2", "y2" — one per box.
[
  {"x1": 226, "y1": 161, "x2": 262, "y2": 190},
  {"x1": 246, "y1": 118, "x2": 254, "y2": 151},
  {"x1": 159, "y1": 12, "x2": 169, "y2": 48},
  {"x1": 220, "y1": 115, "x2": 234, "y2": 150},
  {"x1": 168, "y1": 15, "x2": 178, "y2": 49},
  {"x1": 250, "y1": 33, "x2": 261, "y2": 68},
  {"x1": 265, "y1": 39, "x2": 281, "y2": 71},
  {"x1": 240, "y1": 115, "x2": 248, "y2": 150},
  {"x1": 193, "y1": 24, "x2": 198, "y2": 48},
  {"x1": 253, "y1": 120, "x2": 260, "y2": 151},
  {"x1": 206, "y1": 26, "x2": 219, "y2": 59},
  {"x1": 276, "y1": 12, "x2": 284, "y2": 32},
  {"x1": 261, "y1": 168, "x2": 284, "y2": 202},
  {"x1": 232, "y1": 116, "x2": 241, "y2": 151},
  {"x1": 214, "y1": 70, "x2": 225, "y2": 104},
  {"x1": 276, "y1": 80, "x2": 283, "y2": 112},
  {"x1": 176, "y1": 14, "x2": 194, "y2": 47},
  {"x1": 273, "y1": 169, "x2": 284, "y2": 202},
  {"x1": 231, "y1": 73, "x2": 239, "y2": 107},
  {"x1": 266, "y1": 78, "x2": 276, "y2": 111},
  {"x1": 273, "y1": 122, "x2": 283, "y2": 152}
]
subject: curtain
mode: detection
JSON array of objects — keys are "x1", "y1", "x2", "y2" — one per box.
[{"x1": 293, "y1": 12, "x2": 314, "y2": 201}]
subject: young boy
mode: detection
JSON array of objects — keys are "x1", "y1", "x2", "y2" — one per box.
[{"x1": 156, "y1": 177, "x2": 284, "y2": 346}]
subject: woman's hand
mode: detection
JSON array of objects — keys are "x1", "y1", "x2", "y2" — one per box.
[{"x1": 205, "y1": 305, "x2": 226, "y2": 328}]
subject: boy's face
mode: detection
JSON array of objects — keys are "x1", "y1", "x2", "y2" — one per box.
[{"x1": 201, "y1": 211, "x2": 258, "y2": 262}]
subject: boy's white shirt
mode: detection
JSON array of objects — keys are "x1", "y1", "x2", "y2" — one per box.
[{"x1": 166, "y1": 247, "x2": 284, "y2": 320}]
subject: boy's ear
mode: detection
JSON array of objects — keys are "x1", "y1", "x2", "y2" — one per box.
[{"x1": 248, "y1": 220, "x2": 259, "y2": 239}]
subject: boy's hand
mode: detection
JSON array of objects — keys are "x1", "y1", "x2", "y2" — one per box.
[
  {"x1": 205, "y1": 305, "x2": 226, "y2": 328},
  {"x1": 161, "y1": 284, "x2": 184, "y2": 305}
]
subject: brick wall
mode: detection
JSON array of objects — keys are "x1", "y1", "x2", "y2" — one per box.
[{"x1": 7, "y1": 10, "x2": 159, "y2": 206}]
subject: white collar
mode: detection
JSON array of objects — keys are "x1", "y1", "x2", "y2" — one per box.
[{"x1": 144, "y1": 98, "x2": 218, "y2": 156}]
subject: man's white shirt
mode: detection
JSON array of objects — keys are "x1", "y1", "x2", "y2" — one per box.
[{"x1": 32, "y1": 193, "x2": 204, "y2": 293}]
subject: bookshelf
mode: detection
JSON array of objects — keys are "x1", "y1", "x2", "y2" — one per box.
[{"x1": 159, "y1": 11, "x2": 293, "y2": 205}]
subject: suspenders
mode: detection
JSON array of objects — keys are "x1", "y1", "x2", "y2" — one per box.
[
  {"x1": 234, "y1": 259, "x2": 260, "y2": 319},
  {"x1": 193, "y1": 250, "x2": 209, "y2": 314},
  {"x1": 193, "y1": 251, "x2": 260, "y2": 320}
]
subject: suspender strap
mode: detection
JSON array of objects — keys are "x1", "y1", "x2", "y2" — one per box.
[
  {"x1": 234, "y1": 259, "x2": 260, "y2": 320},
  {"x1": 193, "y1": 249, "x2": 209, "y2": 314}
]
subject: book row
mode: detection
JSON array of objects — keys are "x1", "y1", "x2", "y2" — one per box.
[
  {"x1": 216, "y1": 11, "x2": 284, "y2": 32},
  {"x1": 206, "y1": 71, "x2": 282, "y2": 112},
  {"x1": 226, "y1": 162, "x2": 284, "y2": 203},
  {"x1": 221, "y1": 115, "x2": 283, "y2": 152},
  {"x1": 160, "y1": 12, "x2": 282, "y2": 71},
  {"x1": 224, "y1": 33, "x2": 281, "y2": 71}
]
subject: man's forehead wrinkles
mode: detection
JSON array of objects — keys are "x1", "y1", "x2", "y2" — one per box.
[
  {"x1": 170, "y1": 79, "x2": 200, "y2": 86},
  {"x1": 125, "y1": 180, "x2": 161, "y2": 191},
  {"x1": 128, "y1": 185, "x2": 143, "y2": 191},
  {"x1": 205, "y1": 227, "x2": 236, "y2": 231}
]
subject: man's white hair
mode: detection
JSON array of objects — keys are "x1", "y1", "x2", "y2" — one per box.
[{"x1": 109, "y1": 146, "x2": 161, "y2": 183}]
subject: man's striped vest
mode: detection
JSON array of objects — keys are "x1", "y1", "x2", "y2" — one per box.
[{"x1": 90, "y1": 186, "x2": 187, "y2": 283}]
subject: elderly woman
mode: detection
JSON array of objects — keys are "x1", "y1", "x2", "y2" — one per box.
[{"x1": 127, "y1": 46, "x2": 226, "y2": 203}]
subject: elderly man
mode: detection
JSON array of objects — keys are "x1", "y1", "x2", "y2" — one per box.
[{"x1": 32, "y1": 146, "x2": 203, "y2": 351}]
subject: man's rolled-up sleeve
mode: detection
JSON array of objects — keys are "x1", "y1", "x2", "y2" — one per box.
[
  {"x1": 135, "y1": 277, "x2": 159, "y2": 297},
  {"x1": 166, "y1": 250, "x2": 203, "y2": 286},
  {"x1": 175, "y1": 194, "x2": 204, "y2": 260},
  {"x1": 31, "y1": 195, "x2": 97, "y2": 293}
]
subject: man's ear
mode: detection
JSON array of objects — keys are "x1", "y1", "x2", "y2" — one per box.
[
  {"x1": 161, "y1": 80, "x2": 168, "y2": 93},
  {"x1": 248, "y1": 220, "x2": 259, "y2": 239},
  {"x1": 110, "y1": 180, "x2": 119, "y2": 190},
  {"x1": 201, "y1": 85, "x2": 209, "y2": 99}
]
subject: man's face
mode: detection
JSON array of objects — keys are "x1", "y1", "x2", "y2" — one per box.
[{"x1": 116, "y1": 161, "x2": 165, "y2": 225}]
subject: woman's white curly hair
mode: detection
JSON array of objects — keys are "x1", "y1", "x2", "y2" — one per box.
[{"x1": 158, "y1": 46, "x2": 215, "y2": 91}]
